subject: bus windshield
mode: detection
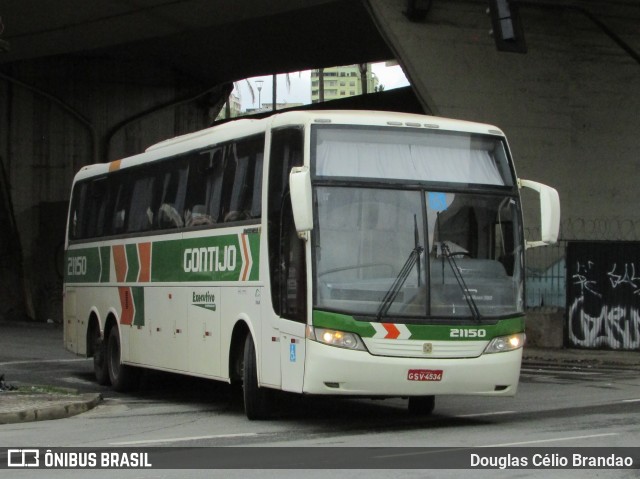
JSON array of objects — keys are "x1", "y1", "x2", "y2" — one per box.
[
  {"x1": 313, "y1": 126, "x2": 514, "y2": 186},
  {"x1": 312, "y1": 127, "x2": 523, "y2": 321}
]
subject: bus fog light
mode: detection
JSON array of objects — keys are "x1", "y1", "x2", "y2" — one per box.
[
  {"x1": 306, "y1": 326, "x2": 367, "y2": 351},
  {"x1": 484, "y1": 333, "x2": 525, "y2": 354}
]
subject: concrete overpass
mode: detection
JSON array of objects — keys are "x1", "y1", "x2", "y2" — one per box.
[{"x1": 1, "y1": 1, "x2": 639, "y2": 341}]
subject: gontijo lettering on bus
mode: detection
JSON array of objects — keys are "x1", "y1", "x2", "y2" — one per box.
[
  {"x1": 64, "y1": 233, "x2": 259, "y2": 284},
  {"x1": 183, "y1": 245, "x2": 236, "y2": 273},
  {"x1": 154, "y1": 233, "x2": 257, "y2": 282}
]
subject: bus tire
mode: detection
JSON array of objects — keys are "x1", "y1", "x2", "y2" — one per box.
[
  {"x1": 93, "y1": 328, "x2": 110, "y2": 386},
  {"x1": 408, "y1": 395, "x2": 435, "y2": 416},
  {"x1": 107, "y1": 325, "x2": 138, "y2": 392},
  {"x1": 243, "y1": 334, "x2": 272, "y2": 420}
]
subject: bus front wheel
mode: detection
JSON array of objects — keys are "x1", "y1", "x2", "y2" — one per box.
[
  {"x1": 408, "y1": 395, "x2": 435, "y2": 415},
  {"x1": 106, "y1": 325, "x2": 139, "y2": 392},
  {"x1": 242, "y1": 334, "x2": 272, "y2": 420}
]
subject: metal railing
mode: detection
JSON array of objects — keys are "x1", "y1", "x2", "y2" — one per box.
[{"x1": 524, "y1": 218, "x2": 640, "y2": 310}]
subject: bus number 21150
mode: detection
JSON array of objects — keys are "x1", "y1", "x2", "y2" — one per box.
[{"x1": 450, "y1": 328, "x2": 487, "y2": 338}]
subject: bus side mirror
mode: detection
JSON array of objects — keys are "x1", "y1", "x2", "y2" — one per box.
[
  {"x1": 289, "y1": 166, "x2": 313, "y2": 239},
  {"x1": 519, "y1": 179, "x2": 560, "y2": 249}
]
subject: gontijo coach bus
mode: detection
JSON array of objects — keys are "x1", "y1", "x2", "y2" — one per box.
[{"x1": 64, "y1": 110, "x2": 560, "y2": 419}]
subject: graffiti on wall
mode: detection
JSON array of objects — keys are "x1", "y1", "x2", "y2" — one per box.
[{"x1": 567, "y1": 242, "x2": 640, "y2": 350}]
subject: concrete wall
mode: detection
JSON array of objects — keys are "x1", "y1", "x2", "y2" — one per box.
[
  {"x1": 368, "y1": 0, "x2": 640, "y2": 238},
  {"x1": 0, "y1": 56, "x2": 215, "y2": 321},
  {"x1": 3, "y1": 0, "x2": 640, "y2": 331},
  {"x1": 368, "y1": 0, "x2": 640, "y2": 348},
  {"x1": 525, "y1": 309, "x2": 565, "y2": 348}
]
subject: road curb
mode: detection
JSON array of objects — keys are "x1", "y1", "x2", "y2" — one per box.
[{"x1": 0, "y1": 392, "x2": 103, "y2": 425}]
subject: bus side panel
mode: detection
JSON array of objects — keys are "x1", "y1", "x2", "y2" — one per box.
[
  {"x1": 220, "y1": 286, "x2": 262, "y2": 383},
  {"x1": 63, "y1": 288, "x2": 78, "y2": 354},
  {"x1": 188, "y1": 286, "x2": 222, "y2": 377},
  {"x1": 128, "y1": 287, "x2": 188, "y2": 371},
  {"x1": 64, "y1": 285, "x2": 121, "y2": 357},
  {"x1": 260, "y1": 310, "x2": 282, "y2": 388},
  {"x1": 279, "y1": 320, "x2": 306, "y2": 393}
]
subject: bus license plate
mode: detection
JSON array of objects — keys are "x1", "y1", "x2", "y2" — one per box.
[{"x1": 407, "y1": 369, "x2": 443, "y2": 382}]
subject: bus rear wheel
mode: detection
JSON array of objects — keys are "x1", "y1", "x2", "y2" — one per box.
[
  {"x1": 106, "y1": 325, "x2": 139, "y2": 392},
  {"x1": 408, "y1": 395, "x2": 435, "y2": 416},
  {"x1": 92, "y1": 326, "x2": 110, "y2": 386},
  {"x1": 242, "y1": 334, "x2": 272, "y2": 420}
]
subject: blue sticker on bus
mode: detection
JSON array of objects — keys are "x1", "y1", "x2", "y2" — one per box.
[
  {"x1": 428, "y1": 192, "x2": 449, "y2": 212},
  {"x1": 290, "y1": 344, "x2": 297, "y2": 362}
]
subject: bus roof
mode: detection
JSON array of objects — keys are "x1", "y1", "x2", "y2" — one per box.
[{"x1": 72, "y1": 110, "x2": 505, "y2": 182}]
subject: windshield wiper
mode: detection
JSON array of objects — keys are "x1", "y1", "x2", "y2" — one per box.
[
  {"x1": 441, "y1": 242, "x2": 482, "y2": 323},
  {"x1": 376, "y1": 244, "x2": 424, "y2": 321}
]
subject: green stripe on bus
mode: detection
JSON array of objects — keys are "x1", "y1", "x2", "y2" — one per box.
[
  {"x1": 312, "y1": 310, "x2": 525, "y2": 340},
  {"x1": 99, "y1": 246, "x2": 111, "y2": 283},
  {"x1": 312, "y1": 310, "x2": 377, "y2": 338},
  {"x1": 65, "y1": 247, "x2": 102, "y2": 283},
  {"x1": 132, "y1": 287, "x2": 145, "y2": 326},
  {"x1": 247, "y1": 233, "x2": 260, "y2": 281},
  {"x1": 125, "y1": 244, "x2": 140, "y2": 283},
  {"x1": 66, "y1": 232, "x2": 260, "y2": 284},
  {"x1": 151, "y1": 233, "x2": 259, "y2": 283}
]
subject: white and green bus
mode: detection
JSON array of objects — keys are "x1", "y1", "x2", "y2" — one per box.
[{"x1": 64, "y1": 110, "x2": 559, "y2": 419}]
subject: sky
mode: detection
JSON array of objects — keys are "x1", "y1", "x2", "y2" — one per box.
[{"x1": 235, "y1": 62, "x2": 410, "y2": 110}]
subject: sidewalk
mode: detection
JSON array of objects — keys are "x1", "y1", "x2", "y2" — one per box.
[
  {"x1": 0, "y1": 389, "x2": 102, "y2": 425},
  {"x1": 523, "y1": 346, "x2": 640, "y2": 369},
  {"x1": 1, "y1": 346, "x2": 636, "y2": 426},
  {"x1": 0, "y1": 320, "x2": 103, "y2": 425}
]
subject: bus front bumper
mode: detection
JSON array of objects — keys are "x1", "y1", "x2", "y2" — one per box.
[{"x1": 302, "y1": 340, "x2": 523, "y2": 397}]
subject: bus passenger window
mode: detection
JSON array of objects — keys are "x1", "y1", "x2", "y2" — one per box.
[
  {"x1": 157, "y1": 203, "x2": 183, "y2": 229},
  {"x1": 185, "y1": 147, "x2": 223, "y2": 227},
  {"x1": 224, "y1": 135, "x2": 264, "y2": 222},
  {"x1": 127, "y1": 176, "x2": 155, "y2": 232},
  {"x1": 113, "y1": 210, "x2": 125, "y2": 232},
  {"x1": 68, "y1": 183, "x2": 88, "y2": 240},
  {"x1": 155, "y1": 163, "x2": 187, "y2": 230},
  {"x1": 111, "y1": 179, "x2": 131, "y2": 236},
  {"x1": 185, "y1": 204, "x2": 213, "y2": 227}
]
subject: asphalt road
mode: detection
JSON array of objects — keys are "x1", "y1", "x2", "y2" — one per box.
[{"x1": 1, "y1": 321, "x2": 639, "y2": 479}]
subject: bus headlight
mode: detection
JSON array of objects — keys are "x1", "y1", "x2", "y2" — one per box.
[
  {"x1": 484, "y1": 333, "x2": 526, "y2": 354},
  {"x1": 306, "y1": 326, "x2": 367, "y2": 351}
]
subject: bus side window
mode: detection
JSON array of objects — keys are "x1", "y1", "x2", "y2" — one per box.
[
  {"x1": 111, "y1": 178, "x2": 131, "y2": 235},
  {"x1": 84, "y1": 178, "x2": 109, "y2": 239},
  {"x1": 68, "y1": 182, "x2": 88, "y2": 240},
  {"x1": 250, "y1": 153, "x2": 264, "y2": 218},
  {"x1": 94, "y1": 178, "x2": 114, "y2": 237},
  {"x1": 223, "y1": 134, "x2": 264, "y2": 223},
  {"x1": 220, "y1": 145, "x2": 236, "y2": 222},
  {"x1": 127, "y1": 175, "x2": 156, "y2": 233},
  {"x1": 268, "y1": 127, "x2": 305, "y2": 322},
  {"x1": 185, "y1": 148, "x2": 221, "y2": 227},
  {"x1": 156, "y1": 161, "x2": 188, "y2": 230}
]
